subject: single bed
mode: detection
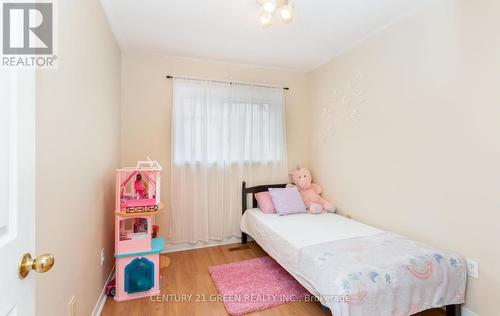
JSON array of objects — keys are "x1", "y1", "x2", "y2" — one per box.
[{"x1": 240, "y1": 182, "x2": 465, "y2": 316}]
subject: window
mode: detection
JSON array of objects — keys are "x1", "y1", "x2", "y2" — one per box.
[{"x1": 172, "y1": 79, "x2": 286, "y2": 165}]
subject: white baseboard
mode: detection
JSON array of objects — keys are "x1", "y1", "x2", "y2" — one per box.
[
  {"x1": 162, "y1": 236, "x2": 245, "y2": 253},
  {"x1": 91, "y1": 265, "x2": 115, "y2": 316},
  {"x1": 462, "y1": 306, "x2": 479, "y2": 316}
]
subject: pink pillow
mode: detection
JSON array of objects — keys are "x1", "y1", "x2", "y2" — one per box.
[{"x1": 255, "y1": 191, "x2": 275, "y2": 214}]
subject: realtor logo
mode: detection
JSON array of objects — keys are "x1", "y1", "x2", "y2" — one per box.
[{"x1": 1, "y1": 1, "x2": 57, "y2": 68}]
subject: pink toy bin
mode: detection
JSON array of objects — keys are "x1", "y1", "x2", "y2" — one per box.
[{"x1": 114, "y1": 241, "x2": 163, "y2": 302}]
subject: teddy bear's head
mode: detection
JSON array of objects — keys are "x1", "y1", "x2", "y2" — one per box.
[{"x1": 290, "y1": 168, "x2": 313, "y2": 190}]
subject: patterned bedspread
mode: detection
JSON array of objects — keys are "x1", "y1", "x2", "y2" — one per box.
[{"x1": 297, "y1": 233, "x2": 466, "y2": 316}]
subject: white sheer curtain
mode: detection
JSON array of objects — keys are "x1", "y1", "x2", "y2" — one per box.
[{"x1": 170, "y1": 78, "x2": 288, "y2": 243}]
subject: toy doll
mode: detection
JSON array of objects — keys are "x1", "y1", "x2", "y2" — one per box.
[{"x1": 134, "y1": 173, "x2": 146, "y2": 198}]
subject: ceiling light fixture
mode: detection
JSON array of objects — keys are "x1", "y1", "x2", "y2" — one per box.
[
  {"x1": 257, "y1": 0, "x2": 294, "y2": 28},
  {"x1": 262, "y1": 0, "x2": 276, "y2": 14},
  {"x1": 279, "y1": 4, "x2": 293, "y2": 23},
  {"x1": 260, "y1": 12, "x2": 272, "y2": 27}
]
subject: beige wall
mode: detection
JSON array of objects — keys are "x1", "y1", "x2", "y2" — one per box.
[
  {"x1": 35, "y1": 0, "x2": 121, "y2": 315},
  {"x1": 34, "y1": 0, "x2": 499, "y2": 313},
  {"x1": 121, "y1": 52, "x2": 310, "y2": 238},
  {"x1": 307, "y1": 1, "x2": 500, "y2": 314}
]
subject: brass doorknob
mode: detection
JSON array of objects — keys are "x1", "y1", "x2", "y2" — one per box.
[{"x1": 18, "y1": 253, "x2": 55, "y2": 279}]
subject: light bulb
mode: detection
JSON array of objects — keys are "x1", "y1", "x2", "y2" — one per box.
[
  {"x1": 280, "y1": 5, "x2": 293, "y2": 23},
  {"x1": 262, "y1": 0, "x2": 276, "y2": 14},
  {"x1": 260, "y1": 12, "x2": 272, "y2": 27}
]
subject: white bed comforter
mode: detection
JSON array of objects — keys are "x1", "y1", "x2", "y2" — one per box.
[
  {"x1": 240, "y1": 209, "x2": 381, "y2": 273},
  {"x1": 297, "y1": 232, "x2": 466, "y2": 316}
]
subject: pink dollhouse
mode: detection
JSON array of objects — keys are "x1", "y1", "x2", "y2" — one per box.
[
  {"x1": 116, "y1": 159, "x2": 161, "y2": 214},
  {"x1": 113, "y1": 159, "x2": 164, "y2": 302}
]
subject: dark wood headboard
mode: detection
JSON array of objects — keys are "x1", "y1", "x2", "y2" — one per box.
[{"x1": 241, "y1": 181, "x2": 287, "y2": 244}]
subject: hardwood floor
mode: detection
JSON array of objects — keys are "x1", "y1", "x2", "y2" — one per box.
[{"x1": 101, "y1": 242, "x2": 446, "y2": 316}]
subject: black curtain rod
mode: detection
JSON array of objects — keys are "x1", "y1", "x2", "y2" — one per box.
[{"x1": 166, "y1": 75, "x2": 289, "y2": 91}]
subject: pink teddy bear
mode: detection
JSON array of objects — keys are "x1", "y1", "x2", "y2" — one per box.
[{"x1": 287, "y1": 167, "x2": 335, "y2": 214}]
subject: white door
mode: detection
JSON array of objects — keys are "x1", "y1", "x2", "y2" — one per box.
[{"x1": 0, "y1": 67, "x2": 37, "y2": 315}]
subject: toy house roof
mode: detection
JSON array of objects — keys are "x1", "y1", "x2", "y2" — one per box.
[{"x1": 117, "y1": 159, "x2": 162, "y2": 172}]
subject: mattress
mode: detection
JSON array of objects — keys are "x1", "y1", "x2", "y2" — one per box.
[
  {"x1": 240, "y1": 208, "x2": 382, "y2": 293},
  {"x1": 240, "y1": 209, "x2": 466, "y2": 315}
]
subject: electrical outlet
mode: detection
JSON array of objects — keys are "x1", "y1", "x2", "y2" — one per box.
[
  {"x1": 466, "y1": 259, "x2": 479, "y2": 279},
  {"x1": 100, "y1": 248, "x2": 105, "y2": 266},
  {"x1": 68, "y1": 296, "x2": 76, "y2": 316}
]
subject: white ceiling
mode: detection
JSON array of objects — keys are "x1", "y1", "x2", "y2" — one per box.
[{"x1": 101, "y1": 0, "x2": 426, "y2": 72}]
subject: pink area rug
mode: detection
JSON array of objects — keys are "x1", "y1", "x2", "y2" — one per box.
[{"x1": 208, "y1": 256, "x2": 309, "y2": 315}]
